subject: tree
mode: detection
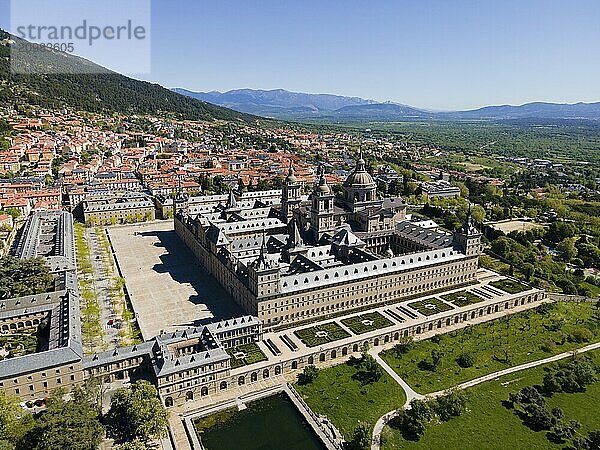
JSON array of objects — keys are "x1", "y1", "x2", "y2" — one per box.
[
  {"x1": 557, "y1": 238, "x2": 578, "y2": 261},
  {"x1": 347, "y1": 424, "x2": 370, "y2": 450},
  {"x1": 551, "y1": 420, "x2": 581, "y2": 443},
  {"x1": 359, "y1": 353, "x2": 383, "y2": 383},
  {"x1": 523, "y1": 402, "x2": 553, "y2": 431},
  {"x1": 433, "y1": 391, "x2": 467, "y2": 422},
  {"x1": 298, "y1": 365, "x2": 319, "y2": 385},
  {"x1": 393, "y1": 336, "x2": 414, "y2": 356},
  {"x1": 456, "y1": 352, "x2": 475, "y2": 368},
  {"x1": 106, "y1": 380, "x2": 169, "y2": 444},
  {"x1": 22, "y1": 390, "x2": 103, "y2": 450},
  {"x1": 399, "y1": 399, "x2": 432, "y2": 441},
  {"x1": 0, "y1": 391, "x2": 33, "y2": 448},
  {"x1": 0, "y1": 256, "x2": 54, "y2": 300},
  {"x1": 115, "y1": 441, "x2": 147, "y2": 450},
  {"x1": 471, "y1": 204, "x2": 485, "y2": 223},
  {"x1": 0, "y1": 208, "x2": 20, "y2": 220}
]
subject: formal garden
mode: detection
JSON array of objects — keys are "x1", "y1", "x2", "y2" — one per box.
[
  {"x1": 225, "y1": 342, "x2": 268, "y2": 369},
  {"x1": 381, "y1": 349, "x2": 600, "y2": 450},
  {"x1": 294, "y1": 356, "x2": 406, "y2": 440},
  {"x1": 441, "y1": 290, "x2": 484, "y2": 307},
  {"x1": 294, "y1": 322, "x2": 350, "y2": 347},
  {"x1": 341, "y1": 312, "x2": 394, "y2": 335},
  {"x1": 380, "y1": 302, "x2": 600, "y2": 394},
  {"x1": 490, "y1": 279, "x2": 531, "y2": 295},
  {"x1": 0, "y1": 331, "x2": 39, "y2": 360},
  {"x1": 407, "y1": 298, "x2": 454, "y2": 316}
]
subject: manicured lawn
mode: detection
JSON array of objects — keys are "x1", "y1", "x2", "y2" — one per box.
[
  {"x1": 407, "y1": 298, "x2": 454, "y2": 316},
  {"x1": 341, "y1": 312, "x2": 394, "y2": 335},
  {"x1": 226, "y1": 342, "x2": 267, "y2": 369},
  {"x1": 381, "y1": 349, "x2": 600, "y2": 450},
  {"x1": 490, "y1": 279, "x2": 530, "y2": 294},
  {"x1": 295, "y1": 360, "x2": 406, "y2": 439},
  {"x1": 294, "y1": 322, "x2": 351, "y2": 348},
  {"x1": 441, "y1": 290, "x2": 484, "y2": 307},
  {"x1": 380, "y1": 302, "x2": 600, "y2": 394}
]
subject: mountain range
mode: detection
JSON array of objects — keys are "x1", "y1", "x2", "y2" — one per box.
[{"x1": 173, "y1": 88, "x2": 600, "y2": 122}]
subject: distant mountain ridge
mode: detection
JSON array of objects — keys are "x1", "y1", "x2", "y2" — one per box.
[
  {"x1": 171, "y1": 88, "x2": 379, "y2": 118},
  {"x1": 174, "y1": 88, "x2": 600, "y2": 122}
]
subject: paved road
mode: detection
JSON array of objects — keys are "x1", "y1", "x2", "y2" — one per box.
[
  {"x1": 370, "y1": 341, "x2": 600, "y2": 450},
  {"x1": 368, "y1": 348, "x2": 424, "y2": 407}
]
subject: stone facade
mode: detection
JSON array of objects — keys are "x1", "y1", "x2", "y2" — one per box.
[{"x1": 175, "y1": 157, "x2": 484, "y2": 328}]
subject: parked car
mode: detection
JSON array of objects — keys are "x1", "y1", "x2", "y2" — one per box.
[{"x1": 107, "y1": 319, "x2": 114, "y2": 326}]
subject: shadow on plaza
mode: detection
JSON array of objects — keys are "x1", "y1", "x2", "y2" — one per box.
[{"x1": 139, "y1": 229, "x2": 245, "y2": 326}]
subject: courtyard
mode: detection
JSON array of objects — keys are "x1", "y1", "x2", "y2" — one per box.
[{"x1": 107, "y1": 221, "x2": 243, "y2": 339}]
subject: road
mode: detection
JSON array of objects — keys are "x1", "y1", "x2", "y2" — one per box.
[{"x1": 370, "y1": 341, "x2": 600, "y2": 450}]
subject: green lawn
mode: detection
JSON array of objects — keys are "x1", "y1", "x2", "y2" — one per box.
[
  {"x1": 295, "y1": 360, "x2": 407, "y2": 439},
  {"x1": 441, "y1": 290, "x2": 484, "y2": 307},
  {"x1": 490, "y1": 279, "x2": 531, "y2": 294},
  {"x1": 407, "y1": 298, "x2": 454, "y2": 316},
  {"x1": 226, "y1": 342, "x2": 267, "y2": 369},
  {"x1": 294, "y1": 322, "x2": 351, "y2": 347},
  {"x1": 381, "y1": 349, "x2": 600, "y2": 450},
  {"x1": 341, "y1": 312, "x2": 394, "y2": 335},
  {"x1": 380, "y1": 302, "x2": 600, "y2": 394}
]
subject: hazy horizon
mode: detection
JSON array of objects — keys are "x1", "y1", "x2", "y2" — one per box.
[{"x1": 2, "y1": 0, "x2": 600, "y2": 110}]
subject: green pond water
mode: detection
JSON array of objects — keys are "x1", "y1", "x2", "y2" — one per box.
[{"x1": 195, "y1": 392, "x2": 326, "y2": 450}]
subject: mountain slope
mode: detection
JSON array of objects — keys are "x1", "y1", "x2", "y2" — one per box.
[
  {"x1": 171, "y1": 88, "x2": 377, "y2": 118},
  {"x1": 0, "y1": 30, "x2": 254, "y2": 122}
]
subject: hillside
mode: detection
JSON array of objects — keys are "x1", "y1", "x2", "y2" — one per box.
[{"x1": 0, "y1": 30, "x2": 253, "y2": 122}]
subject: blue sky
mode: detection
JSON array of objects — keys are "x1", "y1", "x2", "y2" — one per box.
[{"x1": 2, "y1": 0, "x2": 600, "y2": 109}]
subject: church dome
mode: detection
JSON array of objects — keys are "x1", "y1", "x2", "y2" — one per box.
[
  {"x1": 343, "y1": 151, "x2": 376, "y2": 187},
  {"x1": 344, "y1": 170, "x2": 376, "y2": 187}
]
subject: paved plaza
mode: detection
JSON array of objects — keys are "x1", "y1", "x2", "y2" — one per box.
[{"x1": 108, "y1": 221, "x2": 243, "y2": 340}]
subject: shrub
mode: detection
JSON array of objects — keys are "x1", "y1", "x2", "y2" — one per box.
[
  {"x1": 456, "y1": 352, "x2": 475, "y2": 368},
  {"x1": 569, "y1": 328, "x2": 593, "y2": 344}
]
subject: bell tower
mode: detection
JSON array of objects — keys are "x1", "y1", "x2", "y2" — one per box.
[
  {"x1": 310, "y1": 166, "x2": 335, "y2": 242},
  {"x1": 281, "y1": 161, "x2": 301, "y2": 223},
  {"x1": 454, "y1": 206, "x2": 482, "y2": 257}
]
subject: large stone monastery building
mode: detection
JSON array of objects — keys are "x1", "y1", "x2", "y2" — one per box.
[{"x1": 176, "y1": 154, "x2": 483, "y2": 327}]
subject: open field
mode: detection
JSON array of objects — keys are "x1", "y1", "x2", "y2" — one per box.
[
  {"x1": 381, "y1": 349, "x2": 600, "y2": 450},
  {"x1": 380, "y1": 302, "x2": 600, "y2": 394},
  {"x1": 341, "y1": 312, "x2": 394, "y2": 335},
  {"x1": 295, "y1": 359, "x2": 407, "y2": 439},
  {"x1": 294, "y1": 322, "x2": 350, "y2": 347},
  {"x1": 108, "y1": 222, "x2": 243, "y2": 339},
  {"x1": 488, "y1": 220, "x2": 544, "y2": 235}
]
